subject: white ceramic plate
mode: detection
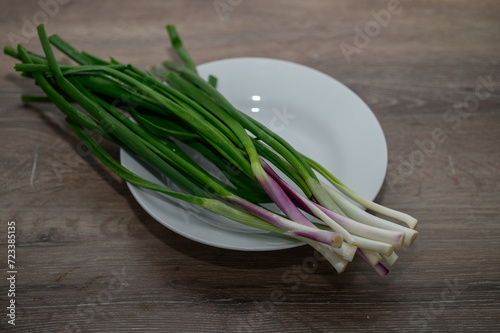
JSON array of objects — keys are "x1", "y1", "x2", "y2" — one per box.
[{"x1": 120, "y1": 58, "x2": 388, "y2": 251}]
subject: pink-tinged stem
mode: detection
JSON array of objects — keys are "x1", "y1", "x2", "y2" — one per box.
[
  {"x1": 261, "y1": 159, "x2": 356, "y2": 244},
  {"x1": 285, "y1": 230, "x2": 343, "y2": 248},
  {"x1": 372, "y1": 262, "x2": 390, "y2": 276},
  {"x1": 224, "y1": 195, "x2": 341, "y2": 247},
  {"x1": 253, "y1": 161, "x2": 315, "y2": 228},
  {"x1": 262, "y1": 160, "x2": 404, "y2": 248},
  {"x1": 356, "y1": 249, "x2": 389, "y2": 276},
  {"x1": 359, "y1": 249, "x2": 382, "y2": 266}
]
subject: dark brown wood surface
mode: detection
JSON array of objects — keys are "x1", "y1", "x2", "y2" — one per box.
[{"x1": 1, "y1": 0, "x2": 499, "y2": 332}]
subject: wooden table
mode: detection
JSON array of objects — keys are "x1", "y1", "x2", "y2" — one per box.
[{"x1": 1, "y1": 0, "x2": 499, "y2": 332}]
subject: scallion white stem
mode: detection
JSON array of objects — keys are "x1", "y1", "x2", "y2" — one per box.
[{"x1": 321, "y1": 182, "x2": 418, "y2": 246}]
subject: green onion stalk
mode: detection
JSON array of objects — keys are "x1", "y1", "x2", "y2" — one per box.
[{"x1": 5, "y1": 24, "x2": 418, "y2": 276}]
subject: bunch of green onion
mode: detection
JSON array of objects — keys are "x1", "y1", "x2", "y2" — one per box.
[{"x1": 5, "y1": 24, "x2": 418, "y2": 276}]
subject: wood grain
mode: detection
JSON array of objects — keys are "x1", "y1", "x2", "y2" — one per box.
[{"x1": 1, "y1": 0, "x2": 499, "y2": 332}]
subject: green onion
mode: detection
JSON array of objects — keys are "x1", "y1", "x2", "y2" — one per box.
[{"x1": 4, "y1": 23, "x2": 419, "y2": 276}]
